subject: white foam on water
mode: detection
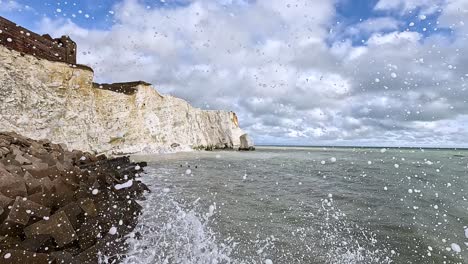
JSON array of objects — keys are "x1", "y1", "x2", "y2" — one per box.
[{"x1": 121, "y1": 173, "x2": 233, "y2": 264}]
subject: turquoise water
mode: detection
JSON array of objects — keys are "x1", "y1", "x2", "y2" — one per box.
[{"x1": 124, "y1": 147, "x2": 468, "y2": 264}]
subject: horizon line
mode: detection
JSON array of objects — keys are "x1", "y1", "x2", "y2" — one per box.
[{"x1": 255, "y1": 144, "x2": 468, "y2": 150}]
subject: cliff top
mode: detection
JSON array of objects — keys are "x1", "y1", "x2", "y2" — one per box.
[
  {"x1": 0, "y1": 16, "x2": 76, "y2": 64},
  {"x1": 92, "y1": 81, "x2": 152, "y2": 95}
]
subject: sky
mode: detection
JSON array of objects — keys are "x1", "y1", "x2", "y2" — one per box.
[{"x1": 1, "y1": 0, "x2": 468, "y2": 147}]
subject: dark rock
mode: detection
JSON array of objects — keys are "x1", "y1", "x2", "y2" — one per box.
[
  {"x1": 57, "y1": 202, "x2": 82, "y2": 228},
  {"x1": 77, "y1": 235, "x2": 126, "y2": 264},
  {"x1": 23, "y1": 172, "x2": 42, "y2": 195},
  {"x1": 5, "y1": 197, "x2": 50, "y2": 225},
  {"x1": 78, "y1": 198, "x2": 97, "y2": 217},
  {"x1": 0, "y1": 167, "x2": 27, "y2": 199},
  {"x1": 14, "y1": 154, "x2": 32, "y2": 165},
  {"x1": 0, "y1": 132, "x2": 149, "y2": 262},
  {"x1": 0, "y1": 193, "x2": 14, "y2": 210},
  {"x1": 51, "y1": 178, "x2": 76, "y2": 208},
  {"x1": 27, "y1": 192, "x2": 52, "y2": 208},
  {"x1": 24, "y1": 211, "x2": 77, "y2": 247},
  {"x1": 0, "y1": 249, "x2": 52, "y2": 263},
  {"x1": 0, "y1": 236, "x2": 22, "y2": 250},
  {"x1": 20, "y1": 234, "x2": 53, "y2": 252},
  {"x1": 22, "y1": 162, "x2": 49, "y2": 172},
  {"x1": 76, "y1": 217, "x2": 100, "y2": 250},
  {"x1": 51, "y1": 251, "x2": 77, "y2": 264},
  {"x1": 26, "y1": 165, "x2": 62, "y2": 179}
]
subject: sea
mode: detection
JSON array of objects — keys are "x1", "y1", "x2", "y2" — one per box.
[{"x1": 121, "y1": 146, "x2": 468, "y2": 264}]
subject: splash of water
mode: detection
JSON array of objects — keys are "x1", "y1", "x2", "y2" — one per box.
[
  {"x1": 318, "y1": 198, "x2": 394, "y2": 264},
  {"x1": 120, "y1": 186, "x2": 233, "y2": 264}
]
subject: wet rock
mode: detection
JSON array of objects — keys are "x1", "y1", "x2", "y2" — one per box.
[
  {"x1": 0, "y1": 249, "x2": 52, "y2": 263},
  {"x1": 27, "y1": 192, "x2": 53, "y2": 208},
  {"x1": 51, "y1": 178, "x2": 77, "y2": 208},
  {"x1": 78, "y1": 198, "x2": 97, "y2": 217},
  {"x1": 0, "y1": 193, "x2": 14, "y2": 210},
  {"x1": 76, "y1": 217, "x2": 100, "y2": 250},
  {"x1": 51, "y1": 251, "x2": 77, "y2": 264},
  {"x1": 77, "y1": 235, "x2": 126, "y2": 264},
  {"x1": 57, "y1": 202, "x2": 82, "y2": 228},
  {"x1": 20, "y1": 234, "x2": 53, "y2": 252},
  {"x1": 0, "y1": 132, "x2": 149, "y2": 262},
  {"x1": 23, "y1": 172, "x2": 42, "y2": 195},
  {"x1": 5, "y1": 197, "x2": 50, "y2": 225},
  {"x1": 26, "y1": 165, "x2": 62, "y2": 179},
  {"x1": 0, "y1": 236, "x2": 22, "y2": 250},
  {"x1": 0, "y1": 167, "x2": 27, "y2": 199},
  {"x1": 24, "y1": 211, "x2": 77, "y2": 247}
]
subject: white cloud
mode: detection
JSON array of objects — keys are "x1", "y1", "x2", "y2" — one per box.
[
  {"x1": 0, "y1": 0, "x2": 21, "y2": 12},
  {"x1": 35, "y1": 0, "x2": 468, "y2": 147},
  {"x1": 374, "y1": 0, "x2": 444, "y2": 14},
  {"x1": 346, "y1": 17, "x2": 401, "y2": 36},
  {"x1": 367, "y1": 31, "x2": 422, "y2": 46},
  {"x1": 438, "y1": 0, "x2": 468, "y2": 31}
]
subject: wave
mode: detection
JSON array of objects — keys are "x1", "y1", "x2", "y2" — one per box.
[
  {"x1": 119, "y1": 181, "x2": 233, "y2": 263},
  {"x1": 118, "y1": 169, "x2": 394, "y2": 264}
]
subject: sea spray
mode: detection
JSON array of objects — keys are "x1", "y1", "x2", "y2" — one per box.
[{"x1": 121, "y1": 169, "x2": 233, "y2": 264}]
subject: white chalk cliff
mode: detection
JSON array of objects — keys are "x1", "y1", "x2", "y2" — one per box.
[{"x1": 0, "y1": 45, "x2": 254, "y2": 155}]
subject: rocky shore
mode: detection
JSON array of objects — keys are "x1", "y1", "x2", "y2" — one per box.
[{"x1": 0, "y1": 132, "x2": 149, "y2": 263}]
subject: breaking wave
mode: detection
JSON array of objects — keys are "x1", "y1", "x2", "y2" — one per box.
[{"x1": 121, "y1": 183, "x2": 233, "y2": 263}]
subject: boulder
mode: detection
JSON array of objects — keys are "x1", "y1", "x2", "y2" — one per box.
[
  {"x1": 26, "y1": 165, "x2": 61, "y2": 179},
  {"x1": 0, "y1": 250, "x2": 52, "y2": 263},
  {"x1": 24, "y1": 211, "x2": 77, "y2": 247},
  {"x1": 51, "y1": 251, "x2": 77, "y2": 264},
  {"x1": 14, "y1": 154, "x2": 32, "y2": 165},
  {"x1": 57, "y1": 202, "x2": 82, "y2": 228},
  {"x1": 0, "y1": 132, "x2": 149, "y2": 261},
  {"x1": 23, "y1": 172, "x2": 42, "y2": 195},
  {"x1": 0, "y1": 193, "x2": 14, "y2": 209},
  {"x1": 5, "y1": 197, "x2": 50, "y2": 225},
  {"x1": 78, "y1": 198, "x2": 97, "y2": 217},
  {"x1": 0, "y1": 235, "x2": 22, "y2": 250},
  {"x1": 20, "y1": 234, "x2": 53, "y2": 252},
  {"x1": 22, "y1": 162, "x2": 49, "y2": 172},
  {"x1": 239, "y1": 134, "x2": 255, "y2": 151},
  {"x1": 27, "y1": 191, "x2": 53, "y2": 208},
  {"x1": 0, "y1": 146, "x2": 10, "y2": 157},
  {"x1": 51, "y1": 178, "x2": 77, "y2": 207},
  {"x1": 0, "y1": 166, "x2": 27, "y2": 199},
  {"x1": 77, "y1": 235, "x2": 125, "y2": 264},
  {"x1": 76, "y1": 217, "x2": 100, "y2": 250}
]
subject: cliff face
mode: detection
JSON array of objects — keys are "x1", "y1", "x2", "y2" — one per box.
[{"x1": 0, "y1": 45, "x2": 252, "y2": 154}]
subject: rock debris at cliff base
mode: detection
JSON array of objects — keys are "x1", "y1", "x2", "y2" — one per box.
[{"x1": 0, "y1": 132, "x2": 149, "y2": 263}]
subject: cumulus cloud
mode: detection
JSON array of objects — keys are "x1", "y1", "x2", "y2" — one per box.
[
  {"x1": 0, "y1": 0, "x2": 22, "y2": 12},
  {"x1": 36, "y1": 0, "x2": 468, "y2": 147},
  {"x1": 346, "y1": 17, "x2": 402, "y2": 36},
  {"x1": 374, "y1": 0, "x2": 444, "y2": 15}
]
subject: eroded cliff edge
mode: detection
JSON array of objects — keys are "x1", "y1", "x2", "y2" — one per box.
[{"x1": 0, "y1": 43, "x2": 254, "y2": 155}]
